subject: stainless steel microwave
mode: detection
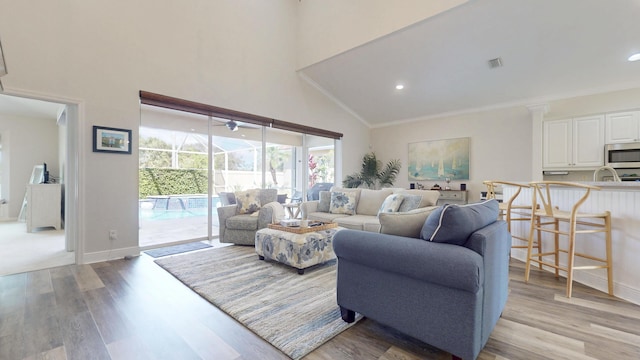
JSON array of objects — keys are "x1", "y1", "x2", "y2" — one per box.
[{"x1": 605, "y1": 142, "x2": 640, "y2": 168}]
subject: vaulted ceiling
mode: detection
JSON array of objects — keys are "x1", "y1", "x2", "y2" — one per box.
[
  {"x1": 299, "y1": 0, "x2": 640, "y2": 127},
  {"x1": 3, "y1": 0, "x2": 640, "y2": 128}
]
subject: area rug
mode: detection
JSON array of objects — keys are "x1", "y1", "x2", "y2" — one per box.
[
  {"x1": 154, "y1": 245, "x2": 362, "y2": 359},
  {"x1": 144, "y1": 241, "x2": 212, "y2": 258}
]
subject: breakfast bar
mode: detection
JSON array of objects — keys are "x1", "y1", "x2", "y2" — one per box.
[{"x1": 502, "y1": 182, "x2": 640, "y2": 305}]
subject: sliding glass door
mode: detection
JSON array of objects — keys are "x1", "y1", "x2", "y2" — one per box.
[
  {"x1": 139, "y1": 92, "x2": 342, "y2": 247},
  {"x1": 306, "y1": 134, "x2": 336, "y2": 200},
  {"x1": 139, "y1": 106, "x2": 210, "y2": 248}
]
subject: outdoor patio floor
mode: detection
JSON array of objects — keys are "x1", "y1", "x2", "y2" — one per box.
[{"x1": 139, "y1": 214, "x2": 220, "y2": 249}]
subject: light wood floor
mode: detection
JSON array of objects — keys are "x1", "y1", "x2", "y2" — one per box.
[{"x1": 1, "y1": 253, "x2": 639, "y2": 360}]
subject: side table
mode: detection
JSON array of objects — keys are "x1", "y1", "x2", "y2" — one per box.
[{"x1": 282, "y1": 203, "x2": 301, "y2": 219}]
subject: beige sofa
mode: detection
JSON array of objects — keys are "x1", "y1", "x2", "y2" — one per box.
[{"x1": 300, "y1": 188, "x2": 440, "y2": 234}]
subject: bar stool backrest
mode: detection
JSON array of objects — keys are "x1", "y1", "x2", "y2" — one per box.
[
  {"x1": 529, "y1": 181, "x2": 600, "y2": 219},
  {"x1": 482, "y1": 180, "x2": 530, "y2": 206}
]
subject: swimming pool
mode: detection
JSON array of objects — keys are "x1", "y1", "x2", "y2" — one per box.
[
  {"x1": 139, "y1": 208, "x2": 211, "y2": 221},
  {"x1": 139, "y1": 195, "x2": 221, "y2": 221}
]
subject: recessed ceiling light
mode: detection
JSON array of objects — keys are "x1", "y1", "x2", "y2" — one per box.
[
  {"x1": 628, "y1": 53, "x2": 640, "y2": 62},
  {"x1": 395, "y1": 84, "x2": 404, "y2": 90}
]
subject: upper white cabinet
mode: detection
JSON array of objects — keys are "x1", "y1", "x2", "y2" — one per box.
[
  {"x1": 605, "y1": 111, "x2": 640, "y2": 143},
  {"x1": 543, "y1": 115, "x2": 604, "y2": 169}
]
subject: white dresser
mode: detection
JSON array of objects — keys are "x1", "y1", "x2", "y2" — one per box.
[
  {"x1": 26, "y1": 184, "x2": 61, "y2": 232},
  {"x1": 436, "y1": 190, "x2": 468, "y2": 206}
]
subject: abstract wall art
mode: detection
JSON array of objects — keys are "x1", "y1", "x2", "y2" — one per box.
[{"x1": 408, "y1": 137, "x2": 470, "y2": 181}]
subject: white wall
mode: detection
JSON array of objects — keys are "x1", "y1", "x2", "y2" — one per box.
[
  {"x1": 297, "y1": 0, "x2": 468, "y2": 68},
  {"x1": 545, "y1": 87, "x2": 640, "y2": 120},
  {"x1": 371, "y1": 106, "x2": 533, "y2": 201},
  {"x1": 370, "y1": 87, "x2": 640, "y2": 203},
  {"x1": 0, "y1": 0, "x2": 369, "y2": 259},
  {"x1": 0, "y1": 114, "x2": 59, "y2": 217}
]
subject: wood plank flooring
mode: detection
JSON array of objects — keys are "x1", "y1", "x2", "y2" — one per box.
[{"x1": 1, "y1": 252, "x2": 639, "y2": 360}]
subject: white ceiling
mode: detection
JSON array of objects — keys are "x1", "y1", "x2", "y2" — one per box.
[
  {"x1": 0, "y1": 93, "x2": 65, "y2": 120},
  {"x1": 299, "y1": 0, "x2": 640, "y2": 127},
  {"x1": 3, "y1": 0, "x2": 640, "y2": 128}
]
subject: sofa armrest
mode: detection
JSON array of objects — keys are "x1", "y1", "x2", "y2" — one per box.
[
  {"x1": 333, "y1": 230, "x2": 483, "y2": 293},
  {"x1": 217, "y1": 205, "x2": 238, "y2": 239},
  {"x1": 463, "y1": 220, "x2": 512, "y2": 345},
  {"x1": 300, "y1": 201, "x2": 319, "y2": 219},
  {"x1": 217, "y1": 205, "x2": 237, "y2": 222}
]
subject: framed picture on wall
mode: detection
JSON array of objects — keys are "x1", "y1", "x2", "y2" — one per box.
[
  {"x1": 93, "y1": 126, "x2": 132, "y2": 154},
  {"x1": 408, "y1": 137, "x2": 470, "y2": 181}
]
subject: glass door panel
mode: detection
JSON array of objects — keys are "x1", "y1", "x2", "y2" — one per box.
[
  {"x1": 211, "y1": 120, "x2": 264, "y2": 192},
  {"x1": 265, "y1": 128, "x2": 303, "y2": 204},
  {"x1": 139, "y1": 106, "x2": 210, "y2": 248},
  {"x1": 306, "y1": 134, "x2": 336, "y2": 201}
]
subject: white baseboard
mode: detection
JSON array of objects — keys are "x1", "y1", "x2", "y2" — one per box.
[{"x1": 82, "y1": 246, "x2": 140, "y2": 264}]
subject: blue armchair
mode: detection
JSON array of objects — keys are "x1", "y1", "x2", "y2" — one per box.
[{"x1": 333, "y1": 200, "x2": 511, "y2": 360}]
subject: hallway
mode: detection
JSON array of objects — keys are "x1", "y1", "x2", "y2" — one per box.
[{"x1": 0, "y1": 221, "x2": 73, "y2": 276}]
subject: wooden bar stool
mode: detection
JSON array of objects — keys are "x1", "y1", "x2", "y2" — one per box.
[
  {"x1": 525, "y1": 181, "x2": 613, "y2": 298},
  {"x1": 483, "y1": 180, "x2": 540, "y2": 257}
]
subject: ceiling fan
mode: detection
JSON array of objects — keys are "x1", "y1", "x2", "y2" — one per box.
[
  {"x1": 210, "y1": 116, "x2": 258, "y2": 132},
  {"x1": 226, "y1": 120, "x2": 238, "y2": 132}
]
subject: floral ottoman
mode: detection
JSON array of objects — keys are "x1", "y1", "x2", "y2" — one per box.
[{"x1": 255, "y1": 227, "x2": 341, "y2": 274}]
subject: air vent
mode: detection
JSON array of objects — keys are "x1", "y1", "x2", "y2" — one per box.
[{"x1": 488, "y1": 57, "x2": 503, "y2": 69}]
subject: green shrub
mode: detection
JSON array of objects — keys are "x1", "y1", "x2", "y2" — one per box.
[{"x1": 139, "y1": 168, "x2": 208, "y2": 198}]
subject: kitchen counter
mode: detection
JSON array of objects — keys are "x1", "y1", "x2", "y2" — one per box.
[
  {"x1": 587, "y1": 181, "x2": 640, "y2": 189},
  {"x1": 502, "y1": 183, "x2": 640, "y2": 305}
]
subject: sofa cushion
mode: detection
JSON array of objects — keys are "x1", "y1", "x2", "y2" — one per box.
[
  {"x1": 236, "y1": 189, "x2": 261, "y2": 214},
  {"x1": 379, "y1": 206, "x2": 438, "y2": 238},
  {"x1": 397, "y1": 194, "x2": 422, "y2": 212},
  {"x1": 334, "y1": 214, "x2": 380, "y2": 231},
  {"x1": 330, "y1": 187, "x2": 361, "y2": 207},
  {"x1": 357, "y1": 189, "x2": 393, "y2": 216},
  {"x1": 420, "y1": 200, "x2": 499, "y2": 245},
  {"x1": 226, "y1": 214, "x2": 259, "y2": 230},
  {"x1": 394, "y1": 189, "x2": 440, "y2": 207},
  {"x1": 330, "y1": 191, "x2": 357, "y2": 215},
  {"x1": 306, "y1": 211, "x2": 350, "y2": 223},
  {"x1": 377, "y1": 194, "x2": 404, "y2": 215},
  {"x1": 317, "y1": 191, "x2": 331, "y2": 212}
]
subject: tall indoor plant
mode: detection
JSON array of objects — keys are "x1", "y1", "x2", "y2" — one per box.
[{"x1": 343, "y1": 152, "x2": 401, "y2": 189}]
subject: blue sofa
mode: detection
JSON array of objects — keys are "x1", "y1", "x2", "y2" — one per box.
[{"x1": 333, "y1": 200, "x2": 511, "y2": 360}]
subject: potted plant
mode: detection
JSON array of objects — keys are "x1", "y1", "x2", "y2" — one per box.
[{"x1": 343, "y1": 152, "x2": 401, "y2": 189}]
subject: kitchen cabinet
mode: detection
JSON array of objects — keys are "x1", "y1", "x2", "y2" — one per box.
[
  {"x1": 543, "y1": 115, "x2": 604, "y2": 169},
  {"x1": 605, "y1": 111, "x2": 640, "y2": 143},
  {"x1": 26, "y1": 183, "x2": 61, "y2": 232}
]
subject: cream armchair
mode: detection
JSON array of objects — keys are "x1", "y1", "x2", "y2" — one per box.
[{"x1": 217, "y1": 188, "x2": 284, "y2": 245}]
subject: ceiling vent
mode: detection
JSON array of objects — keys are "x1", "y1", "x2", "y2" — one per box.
[{"x1": 488, "y1": 57, "x2": 503, "y2": 69}]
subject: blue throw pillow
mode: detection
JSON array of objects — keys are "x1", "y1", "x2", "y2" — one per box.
[{"x1": 420, "y1": 199, "x2": 499, "y2": 245}]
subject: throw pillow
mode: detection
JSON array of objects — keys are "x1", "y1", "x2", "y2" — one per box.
[
  {"x1": 356, "y1": 189, "x2": 393, "y2": 216},
  {"x1": 235, "y1": 189, "x2": 261, "y2": 214},
  {"x1": 379, "y1": 206, "x2": 438, "y2": 238},
  {"x1": 397, "y1": 194, "x2": 422, "y2": 212},
  {"x1": 330, "y1": 191, "x2": 357, "y2": 215},
  {"x1": 377, "y1": 194, "x2": 404, "y2": 216},
  {"x1": 420, "y1": 199, "x2": 499, "y2": 245},
  {"x1": 317, "y1": 191, "x2": 331, "y2": 212}
]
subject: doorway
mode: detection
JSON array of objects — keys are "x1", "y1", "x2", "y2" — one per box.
[{"x1": 0, "y1": 93, "x2": 78, "y2": 276}]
